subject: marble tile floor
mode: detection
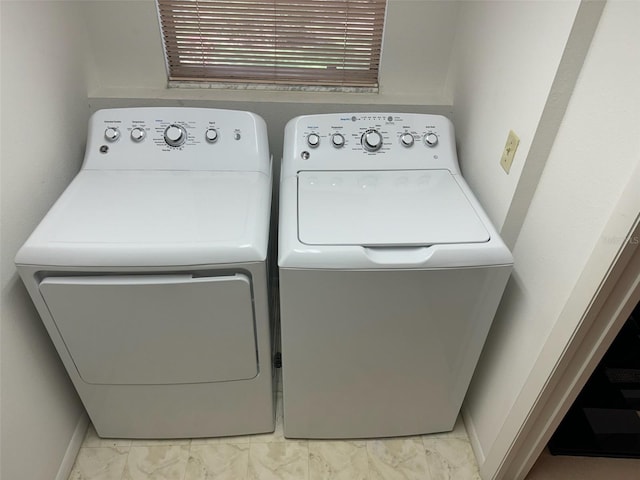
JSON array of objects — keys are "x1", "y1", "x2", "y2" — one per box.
[{"x1": 69, "y1": 378, "x2": 480, "y2": 480}]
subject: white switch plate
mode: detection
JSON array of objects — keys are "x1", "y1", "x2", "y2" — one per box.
[{"x1": 501, "y1": 130, "x2": 520, "y2": 174}]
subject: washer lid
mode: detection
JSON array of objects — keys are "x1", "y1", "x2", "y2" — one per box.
[{"x1": 297, "y1": 170, "x2": 490, "y2": 246}]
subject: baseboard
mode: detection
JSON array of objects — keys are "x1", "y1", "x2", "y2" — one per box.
[
  {"x1": 462, "y1": 406, "x2": 486, "y2": 471},
  {"x1": 54, "y1": 412, "x2": 89, "y2": 480}
]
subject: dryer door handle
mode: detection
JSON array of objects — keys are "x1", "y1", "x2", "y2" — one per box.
[{"x1": 362, "y1": 246, "x2": 434, "y2": 267}]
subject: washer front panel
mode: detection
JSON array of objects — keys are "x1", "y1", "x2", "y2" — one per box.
[
  {"x1": 297, "y1": 170, "x2": 489, "y2": 246},
  {"x1": 280, "y1": 264, "x2": 512, "y2": 438},
  {"x1": 40, "y1": 273, "x2": 257, "y2": 385}
]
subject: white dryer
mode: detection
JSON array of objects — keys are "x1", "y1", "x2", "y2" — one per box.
[
  {"x1": 279, "y1": 113, "x2": 513, "y2": 439},
  {"x1": 16, "y1": 107, "x2": 275, "y2": 439}
]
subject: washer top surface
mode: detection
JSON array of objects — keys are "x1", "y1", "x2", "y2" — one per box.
[
  {"x1": 279, "y1": 113, "x2": 513, "y2": 269},
  {"x1": 298, "y1": 170, "x2": 489, "y2": 246}
]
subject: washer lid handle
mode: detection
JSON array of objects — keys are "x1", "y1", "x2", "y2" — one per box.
[{"x1": 362, "y1": 246, "x2": 434, "y2": 267}]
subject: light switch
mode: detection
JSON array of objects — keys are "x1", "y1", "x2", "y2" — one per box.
[{"x1": 500, "y1": 130, "x2": 520, "y2": 174}]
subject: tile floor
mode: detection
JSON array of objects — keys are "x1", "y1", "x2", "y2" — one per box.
[{"x1": 68, "y1": 375, "x2": 481, "y2": 480}]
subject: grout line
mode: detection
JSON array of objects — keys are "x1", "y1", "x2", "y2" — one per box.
[
  {"x1": 181, "y1": 440, "x2": 194, "y2": 480},
  {"x1": 118, "y1": 447, "x2": 130, "y2": 480},
  {"x1": 243, "y1": 442, "x2": 251, "y2": 480},
  {"x1": 247, "y1": 441, "x2": 254, "y2": 480},
  {"x1": 307, "y1": 439, "x2": 311, "y2": 480}
]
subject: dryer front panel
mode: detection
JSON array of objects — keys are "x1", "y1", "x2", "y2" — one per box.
[{"x1": 39, "y1": 273, "x2": 258, "y2": 385}]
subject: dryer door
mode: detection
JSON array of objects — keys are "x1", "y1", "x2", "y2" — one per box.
[{"x1": 39, "y1": 273, "x2": 258, "y2": 385}]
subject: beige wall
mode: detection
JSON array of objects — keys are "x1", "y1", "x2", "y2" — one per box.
[
  {"x1": 463, "y1": 2, "x2": 640, "y2": 477},
  {"x1": 1, "y1": 2, "x2": 90, "y2": 479}
]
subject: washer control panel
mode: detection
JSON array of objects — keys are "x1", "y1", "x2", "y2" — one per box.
[
  {"x1": 283, "y1": 113, "x2": 459, "y2": 174},
  {"x1": 85, "y1": 107, "x2": 269, "y2": 172}
]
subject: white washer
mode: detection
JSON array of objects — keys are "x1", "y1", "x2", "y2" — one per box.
[
  {"x1": 16, "y1": 107, "x2": 276, "y2": 439},
  {"x1": 279, "y1": 113, "x2": 513, "y2": 439}
]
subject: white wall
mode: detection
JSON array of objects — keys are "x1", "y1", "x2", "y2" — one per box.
[
  {"x1": 380, "y1": 0, "x2": 458, "y2": 103},
  {"x1": 450, "y1": 0, "x2": 580, "y2": 230},
  {"x1": 0, "y1": 2, "x2": 91, "y2": 479},
  {"x1": 81, "y1": 0, "x2": 459, "y2": 106},
  {"x1": 463, "y1": 2, "x2": 640, "y2": 477}
]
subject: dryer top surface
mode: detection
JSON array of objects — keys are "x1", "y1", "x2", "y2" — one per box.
[{"x1": 16, "y1": 169, "x2": 271, "y2": 267}]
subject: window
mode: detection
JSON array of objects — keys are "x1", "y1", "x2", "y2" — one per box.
[{"x1": 157, "y1": 0, "x2": 387, "y2": 89}]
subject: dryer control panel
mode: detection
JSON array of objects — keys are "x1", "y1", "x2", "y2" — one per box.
[
  {"x1": 83, "y1": 108, "x2": 270, "y2": 173},
  {"x1": 282, "y1": 113, "x2": 460, "y2": 175}
]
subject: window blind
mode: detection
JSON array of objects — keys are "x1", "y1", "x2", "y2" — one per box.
[{"x1": 157, "y1": 0, "x2": 386, "y2": 87}]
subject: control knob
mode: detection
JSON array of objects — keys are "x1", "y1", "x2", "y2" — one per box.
[
  {"x1": 424, "y1": 132, "x2": 438, "y2": 147},
  {"x1": 164, "y1": 124, "x2": 187, "y2": 147},
  {"x1": 361, "y1": 129, "x2": 383, "y2": 152},
  {"x1": 130, "y1": 127, "x2": 146, "y2": 142},
  {"x1": 104, "y1": 127, "x2": 120, "y2": 142},
  {"x1": 205, "y1": 128, "x2": 219, "y2": 143},
  {"x1": 331, "y1": 133, "x2": 345, "y2": 148},
  {"x1": 400, "y1": 132, "x2": 414, "y2": 147},
  {"x1": 307, "y1": 133, "x2": 320, "y2": 148}
]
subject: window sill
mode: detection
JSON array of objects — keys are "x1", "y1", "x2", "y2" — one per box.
[
  {"x1": 88, "y1": 86, "x2": 452, "y2": 109},
  {"x1": 168, "y1": 81, "x2": 378, "y2": 95}
]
